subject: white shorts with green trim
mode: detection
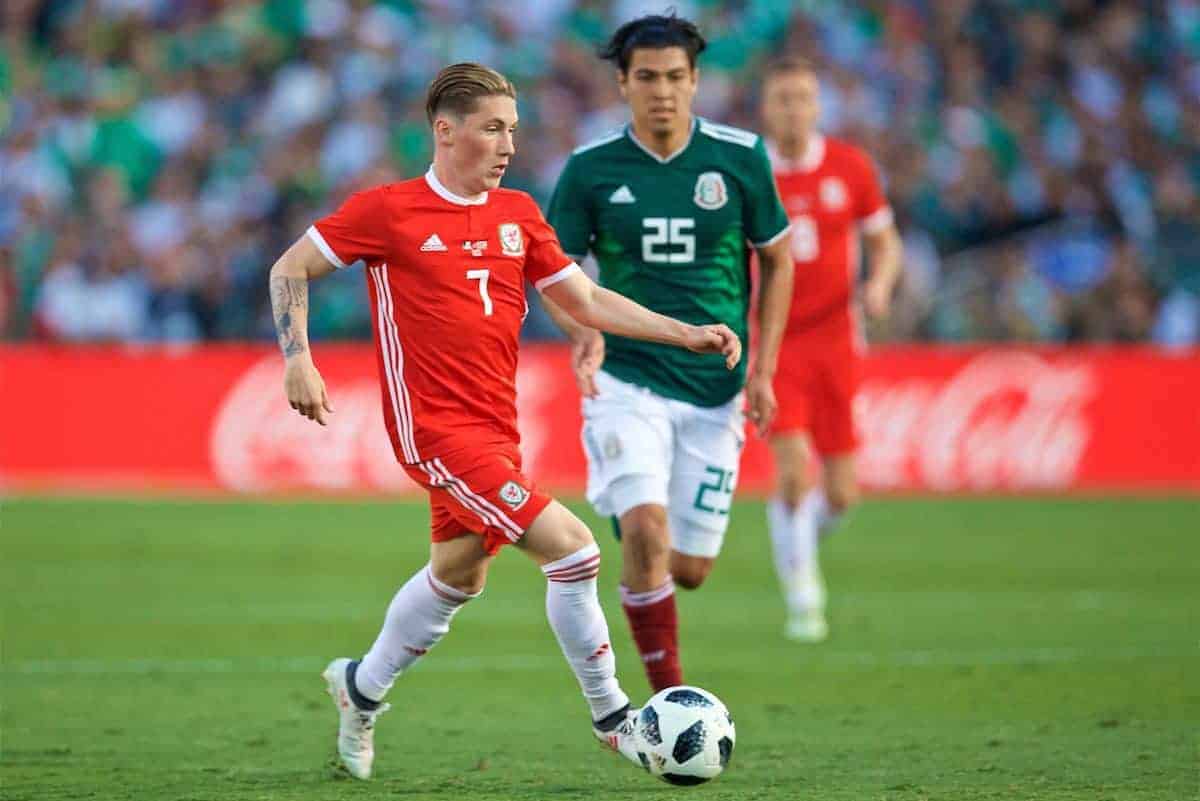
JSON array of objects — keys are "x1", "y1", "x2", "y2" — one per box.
[{"x1": 581, "y1": 370, "x2": 745, "y2": 558}]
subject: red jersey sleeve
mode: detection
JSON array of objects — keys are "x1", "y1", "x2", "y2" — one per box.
[
  {"x1": 852, "y1": 152, "x2": 893, "y2": 234},
  {"x1": 307, "y1": 186, "x2": 389, "y2": 268},
  {"x1": 520, "y1": 198, "x2": 579, "y2": 292}
]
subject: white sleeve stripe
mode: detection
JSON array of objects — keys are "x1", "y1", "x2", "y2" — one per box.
[
  {"x1": 752, "y1": 223, "x2": 792, "y2": 249},
  {"x1": 860, "y1": 206, "x2": 894, "y2": 234},
  {"x1": 699, "y1": 121, "x2": 759, "y2": 147},
  {"x1": 534, "y1": 262, "x2": 581, "y2": 292},
  {"x1": 306, "y1": 225, "x2": 347, "y2": 269}
]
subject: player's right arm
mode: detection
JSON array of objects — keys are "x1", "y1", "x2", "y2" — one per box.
[
  {"x1": 542, "y1": 293, "x2": 605, "y2": 398},
  {"x1": 270, "y1": 186, "x2": 389, "y2": 426},
  {"x1": 542, "y1": 270, "x2": 742, "y2": 369},
  {"x1": 269, "y1": 235, "x2": 337, "y2": 426},
  {"x1": 543, "y1": 153, "x2": 606, "y2": 396}
]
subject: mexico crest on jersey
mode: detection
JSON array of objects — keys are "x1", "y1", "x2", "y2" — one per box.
[
  {"x1": 820, "y1": 177, "x2": 848, "y2": 211},
  {"x1": 499, "y1": 223, "x2": 524, "y2": 256},
  {"x1": 499, "y1": 480, "x2": 530, "y2": 510},
  {"x1": 693, "y1": 171, "x2": 728, "y2": 210}
]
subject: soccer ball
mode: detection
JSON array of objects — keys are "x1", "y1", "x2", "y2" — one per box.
[{"x1": 632, "y1": 685, "x2": 735, "y2": 785}]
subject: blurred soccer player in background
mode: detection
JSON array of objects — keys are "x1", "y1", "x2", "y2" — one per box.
[
  {"x1": 760, "y1": 56, "x2": 904, "y2": 641},
  {"x1": 267, "y1": 62, "x2": 742, "y2": 779},
  {"x1": 542, "y1": 14, "x2": 794, "y2": 690}
]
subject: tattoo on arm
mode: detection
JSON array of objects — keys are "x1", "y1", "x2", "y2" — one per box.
[{"x1": 270, "y1": 275, "x2": 309, "y2": 357}]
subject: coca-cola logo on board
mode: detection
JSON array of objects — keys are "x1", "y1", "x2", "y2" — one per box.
[
  {"x1": 209, "y1": 355, "x2": 559, "y2": 493},
  {"x1": 209, "y1": 357, "x2": 415, "y2": 493},
  {"x1": 857, "y1": 351, "x2": 1096, "y2": 490}
]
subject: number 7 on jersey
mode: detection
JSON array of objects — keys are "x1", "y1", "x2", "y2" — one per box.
[{"x1": 466, "y1": 269, "x2": 493, "y2": 316}]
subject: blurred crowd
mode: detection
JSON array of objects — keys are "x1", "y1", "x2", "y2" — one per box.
[{"x1": 2, "y1": 0, "x2": 1198, "y2": 345}]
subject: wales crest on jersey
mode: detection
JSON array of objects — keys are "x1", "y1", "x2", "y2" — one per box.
[
  {"x1": 499, "y1": 223, "x2": 524, "y2": 256},
  {"x1": 820, "y1": 177, "x2": 848, "y2": 211},
  {"x1": 693, "y1": 171, "x2": 729, "y2": 210}
]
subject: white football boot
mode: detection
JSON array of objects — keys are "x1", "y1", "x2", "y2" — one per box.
[
  {"x1": 786, "y1": 562, "x2": 829, "y2": 642},
  {"x1": 322, "y1": 658, "x2": 391, "y2": 779},
  {"x1": 592, "y1": 705, "x2": 645, "y2": 769},
  {"x1": 785, "y1": 609, "x2": 830, "y2": 642}
]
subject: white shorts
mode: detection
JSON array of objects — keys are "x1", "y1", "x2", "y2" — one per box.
[{"x1": 581, "y1": 370, "x2": 745, "y2": 558}]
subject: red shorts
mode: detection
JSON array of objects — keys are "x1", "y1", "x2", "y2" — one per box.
[
  {"x1": 773, "y1": 339, "x2": 862, "y2": 456},
  {"x1": 402, "y1": 442, "x2": 552, "y2": 555}
]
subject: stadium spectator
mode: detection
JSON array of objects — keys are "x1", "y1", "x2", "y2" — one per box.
[{"x1": 4, "y1": 0, "x2": 1197, "y2": 345}]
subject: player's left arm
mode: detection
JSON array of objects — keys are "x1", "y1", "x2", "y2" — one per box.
[
  {"x1": 862, "y1": 221, "x2": 904, "y2": 319},
  {"x1": 541, "y1": 270, "x2": 742, "y2": 368},
  {"x1": 743, "y1": 138, "x2": 795, "y2": 436},
  {"x1": 856, "y1": 153, "x2": 905, "y2": 320},
  {"x1": 749, "y1": 235, "x2": 794, "y2": 435}
]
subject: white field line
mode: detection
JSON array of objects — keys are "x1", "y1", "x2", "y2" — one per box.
[{"x1": 4, "y1": 645, "x2": 1194, "y2": 676}]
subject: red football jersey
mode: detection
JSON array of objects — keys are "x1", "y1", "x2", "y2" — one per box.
[
  {"x1": 770, "y1": 135, "x2": 892, "y2": 345},
  {"x1": 308, "y1": 168, "x2": 578, "y2": 464}
]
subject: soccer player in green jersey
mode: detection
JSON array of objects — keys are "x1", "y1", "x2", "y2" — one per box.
[{"x1": 543, "y1": 14, "x2": 795, "y2": 691}]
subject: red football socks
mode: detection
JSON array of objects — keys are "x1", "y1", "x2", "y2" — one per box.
[{"x1": 620, "y1": 580, "x2": 682, "y2": 691}]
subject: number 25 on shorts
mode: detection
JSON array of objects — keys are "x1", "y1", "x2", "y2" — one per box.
[{"x1": 693, "y1": 466, "x2": 735, "y2": 516}]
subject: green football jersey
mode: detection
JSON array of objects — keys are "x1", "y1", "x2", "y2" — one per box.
[{"x1": 547, "y1": 118, "x2": 789, "y2": 407}]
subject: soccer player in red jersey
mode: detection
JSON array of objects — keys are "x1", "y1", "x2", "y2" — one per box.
[
  {"x1": 760, "y1": 57, "x2": 904, "y2": 642},
  {"x1": 267, "y1": 64, "x2": 741, "y2": 780}
]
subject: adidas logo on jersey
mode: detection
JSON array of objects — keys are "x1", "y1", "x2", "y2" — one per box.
[
  {"x1": 420, "y1": 234, "x2": 447, "y2": 252},
  {"x1": 609, "y1": 185, "x2": 636, "y2": 204}
]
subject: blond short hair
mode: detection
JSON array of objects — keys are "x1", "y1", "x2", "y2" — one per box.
[
  {"x1": 763, "y1": 55, "x2": 817, "y2": 81},
  {"x1": 425, "y1": 63, "x2": 517, "y2": 126}
]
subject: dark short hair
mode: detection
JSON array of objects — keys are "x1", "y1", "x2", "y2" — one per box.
[
  {"x1": 425, "y1": 63, "x2": 516, "y2": 126},
  {"x1": 598, "y1": 13, "x2": 707, "y2": 73}
]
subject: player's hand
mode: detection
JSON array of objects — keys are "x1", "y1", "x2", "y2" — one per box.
[
  {"x1": 684, "y1": 324, "x2": 742, "y2": 369},
  {"x1": 570, "y1": 329, "x2": 605, "y2": 398},
  {"x1": 864, "y1": 276, "x2": 894, "y2": 320},
  {"x1": 283, "y1": 356, "x2": 334, "y2": 426},
  {"x1": 745, "y1": 370, "x2": 777, "y2": 437}
]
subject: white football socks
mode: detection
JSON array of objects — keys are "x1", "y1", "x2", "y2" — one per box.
[
  {"x1": 542, "y1": 543, "x2": 630, "y2": 722},
  {"x1": 768, "y1": 496, "x2": 824, "y2": 616},
  {"x1": 807, "y1": 488, "x2": 842, "y2": 536},
  {"x1": 355, "y1": 564, "x2": 477, "y2": 702}
]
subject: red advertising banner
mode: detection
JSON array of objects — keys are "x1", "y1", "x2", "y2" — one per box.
[{"x1": 3, "y1": 344, "x2": 1198, "y2": 494}]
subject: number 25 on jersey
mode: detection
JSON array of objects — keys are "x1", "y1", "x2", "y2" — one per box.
[{"x1": 642, "y1": 218, "x2": 695, "y2": 264}]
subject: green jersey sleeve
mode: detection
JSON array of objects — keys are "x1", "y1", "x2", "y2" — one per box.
[
  {"x1": 546, "y1": 155, "x2": 593, "y2": 259},
  {"x1": 742, "y1": 138, "x2": 790, "y2": 247}
]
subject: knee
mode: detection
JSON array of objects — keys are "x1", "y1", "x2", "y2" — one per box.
[
  {"x1": 432, "y1": 563, "x2": 488, "y2": 596},
  {"x1": 521, "y1": 500, "x2": 598, "y2": 564},
  {"x1": 777, "y1": 470, "x2": 812, "y2": 509},
  {"x1": 621, "y1": 506, "x2": 671, "y2": 566},
  {"x1": 671, "y1": 554, "x2": 714, "y2": 590},
  {"x1": 825, "y1": 484, "x2": 859, "y2": 515},
  {"x1": 558, "y1": 514, "x2": 596, "y2": 555}
]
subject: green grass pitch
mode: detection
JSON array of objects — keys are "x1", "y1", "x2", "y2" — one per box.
[{"x1": 2, "y1": 496, "x2": 1196, "y2": 800}]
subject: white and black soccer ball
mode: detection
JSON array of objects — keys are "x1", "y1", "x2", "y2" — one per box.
[{"x1": 632, "y1": 685, "x2": 735, "y2": 785}]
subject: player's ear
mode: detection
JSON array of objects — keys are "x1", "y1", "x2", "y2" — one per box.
[
  {"x1": 616, "y1": 70, "x2": 629, "y2": 99},
  {"x1": 433, "y1": 115, "x2": 454, "y2": 147}
]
